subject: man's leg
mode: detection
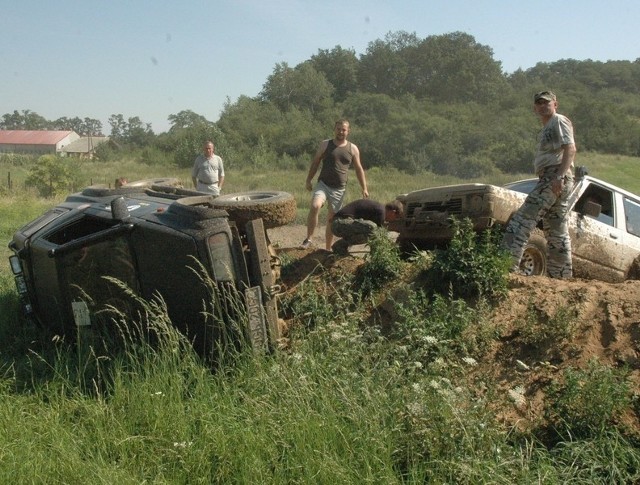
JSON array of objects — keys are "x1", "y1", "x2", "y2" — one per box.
[
  {"x1": 325, "y1": 206, "x2": 335, "y2": 251},
  {"x1": 501, "y1": 182, "x2": 553, "y2": 272},
  {"x1": 545, "y1": 178, "x2": 574, "y2": 278},
  {"x1": 305, "y1": 191, "x2": 326, "y2": 242}
]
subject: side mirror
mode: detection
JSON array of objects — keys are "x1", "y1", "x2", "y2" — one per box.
[
  {"x1": 575, "y1": 166, "x2": 588, "y2": 180},
  {"x1": 111, "y1": 196, "x2": 130, "y2": 221}
]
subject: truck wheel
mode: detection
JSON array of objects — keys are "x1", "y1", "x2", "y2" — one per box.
[
  {"x1": 167, "y1": 195, "x2": 228, "y2": 220},
  {"x1": 520, "y1": 229, "x2": 547, "y2": 276},
  {"x1": 627, "y1": 255, "x2": 640, "y2": 280},
  {"x1": 82, "y1": 177, "x2": 182, "y2": 197},
  {"x1": 211, "y1": 191, "x2": 297, "y2": 229}
]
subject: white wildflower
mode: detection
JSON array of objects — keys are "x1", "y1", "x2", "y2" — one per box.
[
  {"x1": 508, "y1": 386, "x2": 527, "y2": 407},
  {"x1": 462, "y1": 356, "x2": 478, "y2": 367},
  {"x1": 173, "y1": 441, "x2": 193, "y2": 448}
]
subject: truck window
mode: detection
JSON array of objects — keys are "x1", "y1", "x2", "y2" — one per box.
[
  {"x1": 624, "y1": 197, "x2": 640, "y2": 238},
  {"x1": 61, "y1": 236, "x2": 138, "y2": 311},
  {"x1": 575, "y1": 187, "x2": 614, "y2": 226}
]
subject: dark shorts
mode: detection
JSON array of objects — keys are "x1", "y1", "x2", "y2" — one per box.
[{"x1": 331, "y1": 218, "x2": 378, "y2": 245}]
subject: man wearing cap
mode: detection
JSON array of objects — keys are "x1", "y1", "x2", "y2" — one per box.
[{"x1": 501, "y1": 91, "x2": 577, "y2": 278}]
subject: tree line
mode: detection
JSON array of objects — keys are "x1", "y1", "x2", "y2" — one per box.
[{"x1": 3, "y1": 31, "x2": 639, "y2": 178}]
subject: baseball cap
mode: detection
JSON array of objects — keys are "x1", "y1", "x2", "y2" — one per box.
[{"x1": 534, "y1": 91, "x2": 556, "y2": 102}]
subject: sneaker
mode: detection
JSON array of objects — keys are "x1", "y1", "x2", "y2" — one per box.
[{"x1": 300, "y1": 238, "x2": 312, "y2": 249}]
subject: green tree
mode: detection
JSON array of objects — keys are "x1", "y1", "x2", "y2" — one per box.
[
  {"x1": 407, "y1": 32, "x2": 508, "y2": 102},
  {"x1": 260, "y1": 62, "x2": 334, "y2": 114},
  {"x1": 309, "y1": 46, "x2": 359, "y2": 102},
  {"x1": 108, "y1": 114, "x2": 154, "y2": 147},
  {"x1": 0, "y1": 109, "x2": 48, "y2": 130},
  {"x1": 167, "y1": 110, "x2": 211, "y2": 132},
  {"x1": 25, "y1": 155, "x2": 80, "y2": 197}
]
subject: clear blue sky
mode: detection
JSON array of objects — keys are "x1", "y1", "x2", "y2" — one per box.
[{"x1": 1, "y1": 0, "x2": 638, "y2": 134}]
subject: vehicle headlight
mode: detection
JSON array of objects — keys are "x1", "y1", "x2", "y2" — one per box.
[
  {"x1": 469, "y1": 195, "x2": 484, "y2": 212},
  {"x1": 9, "y1": 255, "x2": 22, "y2": 275}
]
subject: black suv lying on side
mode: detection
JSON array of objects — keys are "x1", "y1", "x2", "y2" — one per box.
[{"x1": 8, "y1": 178, "x2": 296, "y2": 357}]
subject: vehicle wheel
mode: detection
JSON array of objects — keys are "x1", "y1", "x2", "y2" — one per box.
[
  {"x1": 82, "y1": 177, "x2": 182, "y2": 197},
  {"x1": 211, "y1": 191, "x2": 297, "y2": 229},
  {"x1": 627, "y1": 255, "x2": 640, "y2": 280},
  {"x1": 520, "y1": 229, "x2": 547, "y2": 276},
  {"x1": 167, "y1": 195, "x2": 228, "y2": 220}
]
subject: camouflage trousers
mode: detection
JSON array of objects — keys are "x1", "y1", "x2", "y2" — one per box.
[
  {"x1": 331, "y1": 218, "x2": 377, "y2": 253},
  {"x1": 501, "y1": 168, "x2": 574, "y2": 278}
]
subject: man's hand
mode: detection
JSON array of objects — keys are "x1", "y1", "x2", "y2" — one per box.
[{"x1": 551, "y1": 179, "x2": 564, "y2": 196}]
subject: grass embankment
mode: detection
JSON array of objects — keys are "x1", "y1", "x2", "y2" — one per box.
[{"x1": 1, "y1": 154, "x2": 639, "y2": 482}]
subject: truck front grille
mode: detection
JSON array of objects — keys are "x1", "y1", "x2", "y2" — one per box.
[{"x1": 407, "y1": 198, "x2": 463, "y2": 218}]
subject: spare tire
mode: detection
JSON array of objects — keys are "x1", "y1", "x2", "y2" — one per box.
[
  {"x1": 167, "y1": 195, "x2": 228, "y2": 220},
  {"x1": 211, "y1": 191, "x2": 297, "y2": 229},
  {"x1": 82, "y1": 177, "x2": 182, "y2": 197}
]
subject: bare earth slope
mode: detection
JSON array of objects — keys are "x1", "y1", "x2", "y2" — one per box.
[{"x1": 269, "y1": 224, "x2": 640, "y2": 432}]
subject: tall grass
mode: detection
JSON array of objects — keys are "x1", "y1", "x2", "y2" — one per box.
[{"x1": 1, "y1": 155, "x2": 640, "y2": 482}]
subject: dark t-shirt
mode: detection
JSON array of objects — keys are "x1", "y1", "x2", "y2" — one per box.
[
  {"x1": 333, "y1": 199, "x2": 385, "y2": 226},
  {"x1": 318, "y1": 140, "x2": 353, "y2": 189}
]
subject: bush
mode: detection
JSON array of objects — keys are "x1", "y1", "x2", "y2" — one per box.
[
  {"x1": 355, "y1": 228, "x2": 403, "y2": 296},
  {"x1": 25, "y1": 155, "x2": 81, "y2": 197},
  {"x1": 546, "y1": 359, "x2": 632, "y2": 439},
  {"x1": 427, "y1": 218, "x2": 511, "y2": 300}
]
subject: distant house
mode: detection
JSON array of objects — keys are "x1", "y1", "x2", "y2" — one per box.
[
  {"x1": 0, "y1": 130, "x2": 80, "y2": 155},
  {"x1": 61, "y1": 136, "x2": 110, "y2": 159}
]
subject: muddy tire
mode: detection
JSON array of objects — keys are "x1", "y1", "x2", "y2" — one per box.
[
  {"x1": 627, "y1": 255, "x2": 640, "y2": 280},
  {"x1": 82, "y1": 177, "x2": 182, "y2": 197},
  {"x1": 520, "y1": 229, "x2": 547, "y2": 276},
  {"x1": 167, "y1": 195, "x2": 228, "y2": 220},
  {"x1": 211, "y1": 191, "x2": 297, "y2": 229}
]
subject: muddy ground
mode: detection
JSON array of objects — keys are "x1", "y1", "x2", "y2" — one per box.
[{"x1": 268, "y1": 224, "x2": 640, "y2": 432}]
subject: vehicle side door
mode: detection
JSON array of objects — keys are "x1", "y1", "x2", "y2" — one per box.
[
  {"x1": 568, "y1": 182, "x2": 627, "y2": 281},
  {"x1": 620, "y1": 195, "x2": 640, "y2": 274}
]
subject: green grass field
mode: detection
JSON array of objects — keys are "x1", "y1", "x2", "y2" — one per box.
[{"x1": 1, "y1": 153, "x2": 639, "y2": 482}]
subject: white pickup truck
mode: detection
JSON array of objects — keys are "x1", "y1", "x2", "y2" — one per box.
[{"x1": 389, "y1": 167, "x2": 640, "y2": 282}]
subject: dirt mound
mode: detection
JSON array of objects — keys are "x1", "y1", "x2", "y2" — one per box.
[
  {"x1": 474, "y1": 275, "x2": 640, "y2": 430},
  {"x1": 274, "y1": 231, "x2": 640, "y2": 432}
]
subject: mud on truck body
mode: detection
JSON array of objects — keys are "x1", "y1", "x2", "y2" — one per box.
[
  {"x1": 389, "y1": 167, "x2": 640, "y2": 283},
  {"x1": 8, "y1": 178, "x2": 297, "y2": 357}
]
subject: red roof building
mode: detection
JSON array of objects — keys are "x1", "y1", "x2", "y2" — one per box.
[{"x1": 0, "y1": 130, "x2": 80, "y2": 155}]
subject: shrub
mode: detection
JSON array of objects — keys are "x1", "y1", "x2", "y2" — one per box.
[
  {"x1": 427, "y1": 218, "x2": 511, "y2": 300},
  {"x1": 25, "y1": 155, "x2": 81, "y2": 197},
  {"x1": 546, "y1": 359, "x2": 631, "y2": 439},
  {"x1": 355, "y1": 228, "x2": 403, "y2": 296}
]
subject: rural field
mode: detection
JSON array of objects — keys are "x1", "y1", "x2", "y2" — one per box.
[{"x1": 1, "y1": 153, "x2": 640, "y2": 482}]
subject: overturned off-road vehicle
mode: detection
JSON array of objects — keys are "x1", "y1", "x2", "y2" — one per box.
[{"x1": 8, "y1": 178, "x2": 297, "y2": 357}]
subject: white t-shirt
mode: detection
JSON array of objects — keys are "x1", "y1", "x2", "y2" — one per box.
[{"x1": 533, "y1": 113, "x2": 575, "y2": 174}]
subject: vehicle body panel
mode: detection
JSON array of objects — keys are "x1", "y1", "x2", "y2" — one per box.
[
  {"x1": 8, "y1": 181, "x2": 288, "y2": 355},
  {"x1": 392, "y1": 170, "x2": 640, "y2": 282}
]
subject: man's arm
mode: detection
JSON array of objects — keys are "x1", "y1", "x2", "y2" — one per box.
[
  {"x1": 551, "y1": 143, "x2": 576, "y2": 195},
  {"x1": 218, "y1": 158, "x2": 225, "y2": 190},
  {"x1": 305, "y1": 140, "x2": 328, "y2": 191},
  {"x1": 351, "y1": 144, "x2": 369, "y2": 199}
]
